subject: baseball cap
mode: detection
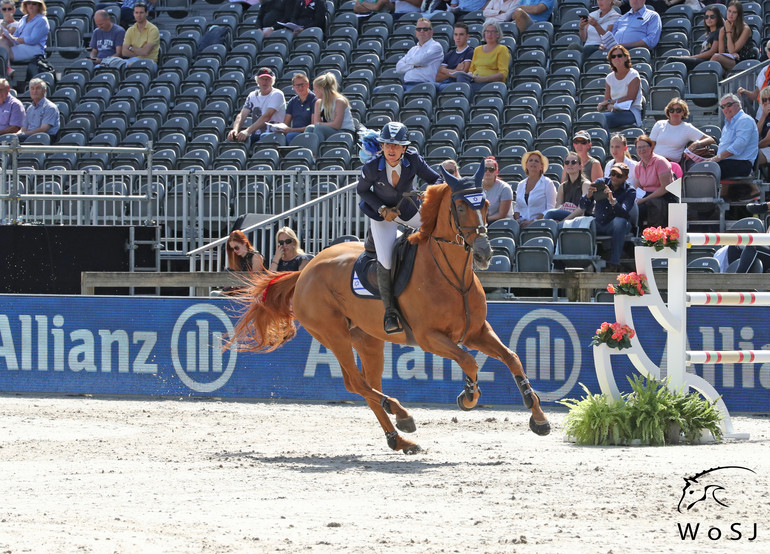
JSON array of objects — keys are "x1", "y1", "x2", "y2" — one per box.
[
  {"x1": 611, "y1": 162, "x2": 629, "y2": 175},
  {"x1": 256, "y1": 67, "x2": 275, "y2": 79},
  {"x1": 573, "y1": 130, "x2": 592, "y2": 143}
]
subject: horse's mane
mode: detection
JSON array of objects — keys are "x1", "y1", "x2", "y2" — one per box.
[{"x1": 409, "y1": 183, "x2": 447, "y2": 244}]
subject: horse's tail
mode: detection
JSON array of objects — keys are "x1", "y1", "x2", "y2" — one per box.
[{"x1": 228, "y1": 271, "x2": 301, "y2": 353}]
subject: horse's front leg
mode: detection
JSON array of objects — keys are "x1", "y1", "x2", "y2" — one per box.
[
  {"x1": 419, "y1": 330, "x2": 483, "y2": 410},
  {"x1": 463, "y1": 321, "x2": 551, "y2": 436}
]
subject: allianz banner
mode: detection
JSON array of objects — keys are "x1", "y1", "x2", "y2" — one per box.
[{"x1": 0, "y1": 296, "x2": 768, "y2": 412}]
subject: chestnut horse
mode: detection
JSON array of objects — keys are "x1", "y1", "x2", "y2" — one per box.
[{"x1": 230, "y1": 173, "x2": 550, "y2": 454}]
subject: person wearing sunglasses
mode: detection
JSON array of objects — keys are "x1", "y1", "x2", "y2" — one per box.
[
  {"x1": 269, "y1": 227, "x2": 313, "y2": 272},
  {"x1": 597, "y1": 45, "x2": 643, "y2": 131},
  {"x1": 481, "y1": 156, "x2": 513, "y2": 223},
  {"x1": 578, "y1": 165, "x2": 636, "y2": 273},
  {"x1": 0, "y1": 0, "x2": 49, "y2": 68},
  {"x1": 546, "y1": 151, "x2": 592, "y2": 222},
  {"x1": 649, "y1": 98, "x2": 714, "y2": 164},
  {"x1": 395, "y1": 18, "x2": 443, "y2": 92},
  {"x1": 514, "y1": 150, "x2": 556, "y2": 229},
  {"x1": 709, "y1": 93, "x2": 758, "y2": 184},
  {"x1": 226, "y1": 230, "x2": 265, "y2": 274},
  {"x1": 737, "y1": 38, "x2": 770, "y2": 121},
  {"x1": 669, "y1": 6, "x2": 723, "y2": 72},
  {"x1": 564, "y1": 130, "x2": 603, "y2": 182},
  {"x1": 634, "y1": 135, "x2": 675, "y2": 229}
]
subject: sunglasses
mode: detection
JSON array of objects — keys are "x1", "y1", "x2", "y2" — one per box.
[
  {"x1": 720, "y1": 101, "x2": 736, "y2": 109},
  {"x1": 416, "y1": 27, "x2": 432, "y2": 31},
  {"x1": 762, "y1": 98, "x2": 770, "y2": 103},
  {"x1": 484, "y1": 166, "x2": 496, "y2": 172},
  {"x1": 1, "y1": 7, "x2": 13, "y2": 10},
  {"x1": 293, "y1": 82, "x2": 309, "y2": 87},
  {"x1": 564, "y1": 160, "x2": 580, "y2": 165},
  {"x1": 668, "y1": 108, "x2": 683, "y2": 114},
  {"x1": 704, "y1": 14, "x2": 716, "y2": 19},
  {"x1": 573, "y1": 139, "x2": 589, "y2": 145},
  {"x1": 610, "y1": 53, "x2": 626, "y2": 59},
  {"x1": 610, "y1": 172, "x2": 624, "y2": 177},
  {"x1": 277, "y1": 238, "x2": 294, "y2": 245}
]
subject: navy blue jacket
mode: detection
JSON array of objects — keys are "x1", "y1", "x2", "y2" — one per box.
[
  {"x1": 357, "y1": 149, "x2": 440, "y2": 221},
  {"x1": 578, "y1": 181, "x2": 636, "y2": 225}
]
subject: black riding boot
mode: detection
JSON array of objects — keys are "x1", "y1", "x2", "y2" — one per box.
[{"x1": 376, "y1": 262, "x2": 403, "y2": 334}]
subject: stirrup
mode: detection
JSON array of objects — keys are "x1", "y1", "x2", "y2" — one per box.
[{"x1": 383, "y1": 310, "x2": 403, "y2": 334}]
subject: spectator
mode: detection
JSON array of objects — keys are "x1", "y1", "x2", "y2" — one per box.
[
  {"x1": 435, "y1": 22, "x2": 473, "y2": 91},
  {"x1": 547, "y1": 151, "x2": 592, "y2": 222},
  {"x1": 711, "y1": 0, "x2": 752, "y2": 74},
  {"x1": 738, "y1": 39, "x2": 770, "y2": 121},
  {"x1": 0, "y1": 78, "x2": 23, "y2": 136},
  {"x1": 756, "y1": 87, "x2": 770, "y2": 170},
  {"x1": 268, "y1": 227, "x2": 314, "y2": 272},
  {"x1": 564, "y1": 130, "x2": 603, "y2": 182},
  {"x1": 0, "y1": 0, "x2": 17, "y2": 77},
  {"x1": 597, "y1": 45, "x2": 643, "y2": 131},
  {"x1": 226, "y1": 230, "x2": 265, "y2": 273},
  {"x1": 257, "y1": 0, "x2": 288, "y2": 36},
  {"x1": 483, "y1": 0, "x2": 519, "y2": 23},
  {"x1": 634, "y1": 135, "x2": 675, "y2": 228},
  {"x1": 120, "y1": 2, "x2": 159, "y2": 70},
  {"x1": 603, "y1": 134, "x2": 637, "y2": 190},
  {"x1": 18, "y1": 77, "x2": 58, "y2": 138},
  {"x1": 117, "y1": 0, "x2": 156, "y2": 30},
  {"x1": 227, "y1": 67, "x2": 287, "y2": 145},
  {"x1": 710, "y1": 93, "x2": 759, "y2": 181},
  {"x1": 89, "y1": 10, "x2": 125, "y2": 66},
  {"x1": 305, "y1": 72, "x2": 355, "y2": 141},
  {"x1": 0, "y1": 0, "x2": 49, "y2": 65},
  {"x1": 395, "y1": 18, "x2": 444, "y2": 92},
  {"x1": 277, "y1": 72, "x2": 316, "y2": 144},
  {"x1": 578, "y1": 0, "x2": 620, "y2": 62},
  {"x1": 461, "y1": 19, "x2": 510, "y2": 93},
  {"x1": 670, "y1": 6, "x2": 723, "y2": 72},
  {"x1": 441, "y1": 158, "x2": 460, "y2": 177},
  {"x1": 578, "y1": 165, "x2": 635, "y2": 273},
  {"x1": 353, "y1": 0, "x2": 392, "y2": 15},
  {"x1": 356, "y1": 121, "x2": 440, "y2": 333},
  {"x1": 610, "y1": 0, "x2": 661, "y2": 50},
  {"x1": 393, "y1": 0, "x2": 420, "y2": 18},
  {"x1": 283, "y1": 0, "x2": 327, "y2": 37},
  {"x1": 512, "y1": 0, "x2": 555, "y2": 34},
  {"x1": 481, "y1": 156, "x2": 513, "y2": 223},
  {"x1": 649, "y1": 98, "x2": 714, "y2": 164},
  {"x1": 447, "y1": 0, "x2": 489, "y2": 20},
  {"x1": 514, "y1": 150, "x2": 556, "y2": 229}
]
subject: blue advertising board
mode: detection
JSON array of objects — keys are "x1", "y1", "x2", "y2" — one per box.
[{"x1": 0, "y1": 295, "x2": 768, "y2": 412}]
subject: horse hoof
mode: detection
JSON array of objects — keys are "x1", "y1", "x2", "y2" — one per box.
[
  {"x1": 456, "y1": 389, "x2": 480, "y2": 411},
  {"x1": 396, "y1": 416, "x2": 417, "y2": 433},
  {"x1": 403, "y1": 444, "x2": 422, "y2": 455},
  {"x1": 529, "y1": 416, "x2": 551, "y2": 436}
]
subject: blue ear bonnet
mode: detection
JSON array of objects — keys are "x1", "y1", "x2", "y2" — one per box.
[{"x1": 439, "y1": 162, "x2": 486, "y2": 208}]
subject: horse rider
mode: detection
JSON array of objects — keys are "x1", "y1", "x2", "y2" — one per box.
[{"x1": 356, "y1": 121, "x2": 441, "y2": 334}]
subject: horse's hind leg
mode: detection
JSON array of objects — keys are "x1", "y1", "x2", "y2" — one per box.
[
  {"x1": 464, "y1": 322, "x2": 551, "y2": 436},
  {"x1": 350, "y1": 328, "x2": 420, "y2": 453}
]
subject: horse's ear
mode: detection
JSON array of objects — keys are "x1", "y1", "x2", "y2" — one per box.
[
  {"x1": 440, "y1": 165, "x2": 462, "y2": 191},
  {"x1": 474, "y1": 161, "x2": 485, "y2": 188}
]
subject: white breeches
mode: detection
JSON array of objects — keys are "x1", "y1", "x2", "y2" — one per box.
[{"x1": 370, "y1": 212, "x2": 422, "y2": 269}]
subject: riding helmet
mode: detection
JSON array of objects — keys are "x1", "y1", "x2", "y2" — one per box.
[{"x1": 378, "y1": 122, "x2": 411, "y2": 146}]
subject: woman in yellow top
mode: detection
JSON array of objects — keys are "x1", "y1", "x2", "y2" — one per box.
[{"x1": 463, "y1": 19, "x2": 510, "y2": 93}]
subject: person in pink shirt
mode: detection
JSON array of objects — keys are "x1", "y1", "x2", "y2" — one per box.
[{"x1": 634, "y1": 135, "x2": 674, "y2": 228}]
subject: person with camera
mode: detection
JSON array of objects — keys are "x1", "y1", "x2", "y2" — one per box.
[
  {"x1": 577, "y1": 0, "x2": 620, "y2": 62},
  {"x1": 578, "y1": 163, "x2": 636, "y2": 273}
]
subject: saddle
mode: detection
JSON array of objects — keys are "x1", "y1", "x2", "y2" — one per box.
[{"x1": 351, "y1": 230, "x2": 419, "y2": 300}]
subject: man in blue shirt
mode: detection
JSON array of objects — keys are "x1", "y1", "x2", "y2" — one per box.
[
  {"x1": 19, "y1": 77, "x2": 60, "y2": 139},
  {"x1": 280, "y1": 72, "x2": 316, "y2": 144},
  {"x1": 712, "y1": 93, "x2": 759, "y2": 181},
  {"x1": 611, "y1": 0, "x2": 661, "y2": 49},
  {"x1": 512, "y1": 0, "x2": 555, "y2": 33},
  {"x1": 0, "y1": 78, "x2": 24, "y2": 136},
  {"x1": 89, "y1": 10, "x2": 125, "y2": 66},
  {"x1": 578, "y1": 164, "x2": 636, "y2": 272},
  {"x1": 436, "y1": 22, "x2": 473, "y2": 91}
]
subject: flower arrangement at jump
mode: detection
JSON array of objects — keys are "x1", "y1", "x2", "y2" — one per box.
[
  {"x1": 607, "y1": 272, "x2": 649, "y2": 296},
  {"x1": 641, "y1": 226, "x2": 680, "y2": 251},
  {"x1": 590, "y1": 322, "x2": 635, "y2": 350},
  {"x1": 558, "y1": 375, "x2": 723, "y2": 446}
]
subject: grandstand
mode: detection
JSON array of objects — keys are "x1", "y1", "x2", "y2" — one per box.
[{"x1": 3, "y1": 0, "x2": 770, "y2": 283}]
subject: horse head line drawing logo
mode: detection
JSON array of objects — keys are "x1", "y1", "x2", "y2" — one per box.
[{"x1": 677, "y1": 466, "x2": 757, "y2": 513}]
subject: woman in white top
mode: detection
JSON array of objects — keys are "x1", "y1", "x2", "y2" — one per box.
[
  {"x1": 578, "y1": 0, "x2": 620, "y2": 60},
  {"x1": 305, "y1": 72, "x2": 356, "y2": 141},
  {"x1": 514, "y1": 150, "x2": 556, "y2": 229},
  {"x1": 481, "y1": 156, "x2": 514, "y2": 223},
  {"x1": 649, "y1": 98, "x2": 714, "y2": 163},
  {"x1": 603, "y1": 134, "x2": 638, "y2": 190},
  {"x1": 482, "y1": 0, "x2": 518, "y2": 23},
  {"x1": 597, "y1": 45, "x2": 643, "y2": 131}
]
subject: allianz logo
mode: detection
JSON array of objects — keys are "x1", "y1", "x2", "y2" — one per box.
[{"x1": 0, "y1": 304, "x2": 237, "y2": 393}]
